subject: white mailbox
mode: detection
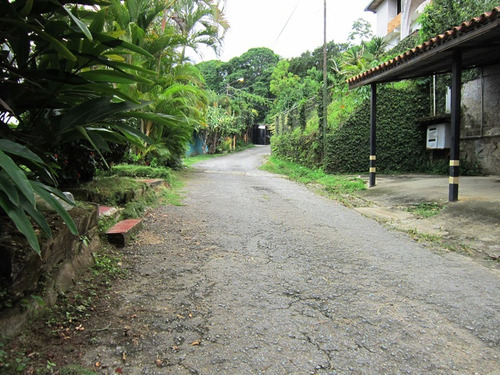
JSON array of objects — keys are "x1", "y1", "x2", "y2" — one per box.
[{"x1": 426, "y1": 123, "x2": 451, "y2": 149}]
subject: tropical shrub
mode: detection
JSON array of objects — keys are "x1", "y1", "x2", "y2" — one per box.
[{"x1": 0, "y1": 0, "x2": 157, "y2": 254}]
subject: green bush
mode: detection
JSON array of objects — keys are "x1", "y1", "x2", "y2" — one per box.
[
  {"x1": 109, "y1": 164, "x2": 173, "y2": 181},
  {"x1": 325, "y1": 84, "x2": 430, "y2": 174},
  {"x1": 271, "y1": 129, "x2": 322, "y2": 168}
]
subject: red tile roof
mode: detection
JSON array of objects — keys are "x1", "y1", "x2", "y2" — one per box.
[{"x1": 347, "y1": 6, "x2": 500, "y2": 88}]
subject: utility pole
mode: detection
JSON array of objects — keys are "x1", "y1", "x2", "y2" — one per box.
[{"x1": 322, "y1": 0, "x2": 328, "y2": 161}]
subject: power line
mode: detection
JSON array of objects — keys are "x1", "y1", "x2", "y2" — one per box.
[{"x1": 273, "y1": 0, "x2": 302, "y2": 48}]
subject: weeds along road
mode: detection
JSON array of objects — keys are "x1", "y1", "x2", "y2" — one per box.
[{"x1": 84, "y1": 145, "x2": 500, "y2": 374}]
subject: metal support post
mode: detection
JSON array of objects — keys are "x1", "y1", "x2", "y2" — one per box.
[{"x1": 369, "y1": 83, "x2": 377, "y2": 188}]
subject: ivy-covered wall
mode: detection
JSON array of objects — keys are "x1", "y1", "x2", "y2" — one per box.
[
  {"x1": 325, "y1": 85, "x2": 430, "y2": 173},
  {"x1": 271, "y1": 84, "x2": 431, "y2": 174}
]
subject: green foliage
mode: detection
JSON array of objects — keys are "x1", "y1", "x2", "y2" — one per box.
[
  {"x1": 223, "y1": 48, "x2": 280, "y2": 100},
  {"x1": 347, "y1": 18, "x2": 374, "y2": 44},
  {"x1": 328, "y1": 84, "x2": 369, "y2": 130},
  {"x1": 92, "y1": 252, "x2": 125, "y2": 280},
  {"x1": 419, "y1": 0, "x2": 499, "y2": 41},
  {"x1": 387, "y1": 33, "x2": 422, "y2": 56},
  {"x1": 406, "y1": 203, "x2": 444, "y2": 218},
  {"x1": 78, "y1": 177, "x2": 144, "y2": 206},
  {"x1": 288, "y1": 41, "x2": 348, "y2": 78},
  {"x1": 334, "y1": 37, "x2": 388, "y2": 79},
  {"x1": 0, "y1": 0, "x2": 166, "y2": 254},
  {"x1": 271, "y1": 129, "x2": 322, "y2": 169},
  {"x1": 168, "y1": 0, "x2": 229, "y2": 62},
  {"x1": 109, "y1": 164, "x2": 173, "y2": 180},
  {"x1": 198, "y1": 48, "x2": 279, "y2": 153},
  {"x1": 325, "y1": 85, "x2": 430, "y2": 174},
  {"x1": 261, "y1": 156, "x2": 366, "y2": 195},
  {"x1": 0, "y1": 347, "x2": 31, "y2": 372},
  {"x1": 269, "y1": 61, "x2": 321, "y2": 122}
]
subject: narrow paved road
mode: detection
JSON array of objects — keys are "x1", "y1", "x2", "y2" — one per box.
[{"x1": 85, "y1": 146, "x2": 500, "y2": 374}]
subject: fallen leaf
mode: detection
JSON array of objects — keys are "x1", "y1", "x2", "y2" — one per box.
[
  {"x1": 171, "y1": 345, "x2": 180, "y2": 351},
  {"x1": 177, "y1": 314, "x2": 185, "y2": 319},
  {"x1": 122, "y1": 352, "x2": 127, "y2": 361},
  {"x1": 115, "y1": 368, "x2": 123, "y2": 374},
  {"x1": 188, "y1": 313, "x2": 193, "y2": 318},
  {"x1": 155, "y1": 359, "x2": 163, "y2": 367},
  {"x1": 75, "y1": 324, "x2": 85, "y2": 331},
  {"x1": 191, "y1": 340, "x2": 201, "y2": 346},
  {"x1": 95, "y1": 362, "x2": 101, "y2": 368}
]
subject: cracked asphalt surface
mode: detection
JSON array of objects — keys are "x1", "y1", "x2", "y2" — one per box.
[{"x1": 84, "y1": 145, "x2": 500, "y2": 374}]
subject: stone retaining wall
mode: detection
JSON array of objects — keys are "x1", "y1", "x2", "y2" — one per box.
[{"x1": 0, "y1": 206, "x2": 100, "y2": 337}]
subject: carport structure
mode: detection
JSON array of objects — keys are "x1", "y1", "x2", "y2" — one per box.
[{"x1": 347, "y1": 7, "x2": 500, "y2": 202}]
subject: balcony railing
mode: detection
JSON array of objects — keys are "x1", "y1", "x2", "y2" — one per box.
[{"x1": 387, "y1": 13, "x2": 401, "y2": 34}]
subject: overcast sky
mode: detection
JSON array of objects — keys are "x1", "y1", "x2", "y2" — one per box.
[{"x1": 191, "y1": 0, "x2": 376, "y2": 62}]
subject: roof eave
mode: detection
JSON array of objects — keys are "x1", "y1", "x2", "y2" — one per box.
[
  {"x1": 365, "y1": 0, "x2": 384, "y2": 13},
  {"x1": 348, "y1": 7, "x2": 500, "y2": 89}
]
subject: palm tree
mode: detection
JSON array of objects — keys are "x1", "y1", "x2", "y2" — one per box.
[
  {"x1": 0, "y1": 0, "x2": 156, "y2": 253},
  {"x1": 168, "y1": 0, "x2": 229, "y2": 62}
]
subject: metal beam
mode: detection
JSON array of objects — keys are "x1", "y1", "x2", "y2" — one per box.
[
  {"x1": 449, "y1": 50, "x2": 462, "y2": 202},
  {"x1": 369, "y1": 83, "x2": 377, "y2": 188}
]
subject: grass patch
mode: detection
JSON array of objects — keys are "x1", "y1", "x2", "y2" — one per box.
[
  {"x1": 161, "y1": 178, "x2": 184, "y2": 206},
  {"x1": 261, "y1": 156, "x2": 366, "y2": 200},
  {"x1": 406, "y1": 203, "x2": 444, "y2": 218},
  {"x1": 406, "y1": 228, "x2": 442, "y2": 243},
  {"x1": 183, "y1": 153, "x2": 219, "y2": 167},
  {"x1": 91, "y1": 250, "x2": 126, "y2": 280}
]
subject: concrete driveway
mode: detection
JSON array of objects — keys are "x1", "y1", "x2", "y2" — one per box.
[{"x1": 356, "y1": 174, "x2": 500, "y2": 263}]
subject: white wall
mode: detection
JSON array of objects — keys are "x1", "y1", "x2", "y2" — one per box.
[
  {"x1": 373, "y1": 0, "x2": 401, "y2": 37},
  {"x1": 401, "y1": 0, "x2": 431, "y2": 38}
]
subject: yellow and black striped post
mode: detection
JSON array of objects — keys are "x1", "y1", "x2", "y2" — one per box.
[
  {"x1": 449, "y1": 50, "x2": 462, "y2": 202},
  {"x1": 369, "y1": 83, "x2": 377, "y2": 187}
]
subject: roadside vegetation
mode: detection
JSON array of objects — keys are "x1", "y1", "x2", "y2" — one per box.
[
  {"x1": 261, "y1": 156, "x2": 366, "y2": 205},
  {"x1": 406, "y1": 203, "x2": 444, "y2": 219}
]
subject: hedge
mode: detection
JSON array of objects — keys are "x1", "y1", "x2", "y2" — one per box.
[
  {"x1": 271, "y1": 129, "x2": 322, "y2": 169},
  {"x1": 324, "y1": 85, "x2": 430, "y2": 174}
]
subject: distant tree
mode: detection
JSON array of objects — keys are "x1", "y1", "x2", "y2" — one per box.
[
  {"x1": 288, "y1": 41, "x2": 348, "y2": 78},
  {"x1": 168, "y1": 0, "x2": 229, "y2": 61},
  {"x1": 197, "y1": 60, "x2": 225, "y2": 92},
  {"x1": 419, "y1": 0, "x2": 499, "y2": 41},
  {"x1": 348, "y1": 18, "x2": 374, "y2": 44},
  {"x1": 222, "y1": 48, "x2": 280, "y2": 99},
  {"x1": 269, "y1": 61, "x2": 321, "y2": 125}
]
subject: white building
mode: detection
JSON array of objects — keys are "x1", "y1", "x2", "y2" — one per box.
[{"x1": 365, "y1": 0, "x2": 431, "y2": 48}]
